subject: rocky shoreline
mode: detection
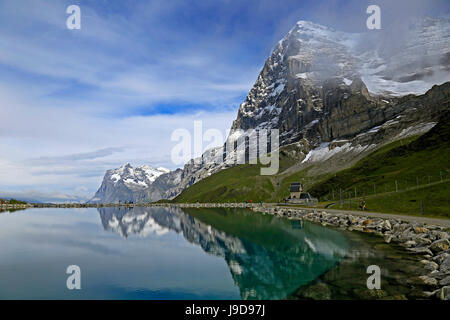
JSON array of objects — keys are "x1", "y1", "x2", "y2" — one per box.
[{"x1": 252, "y1": 206, "x2": 450, "y2": 300}]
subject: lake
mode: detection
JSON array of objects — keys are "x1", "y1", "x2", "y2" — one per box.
[{"x1": 0, "y1": 207, "x2": 422, "y2": 299}]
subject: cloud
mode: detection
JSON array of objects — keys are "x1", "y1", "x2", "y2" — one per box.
[
  {"x1": 0, "y1": 189, "x2": 90, "y2": 203},
  {"x1": 28, "y1": 147, "x2": 126, "y2": 164},
  {"x1": 0, "y1": 0, "x2": 249, "y2": 201},
  {"x1": 0, "y1": 82, "x2": 237, "y2": 198},
  {"x1": 0, "y1": 0, "x2": 258, "y2": 115}
]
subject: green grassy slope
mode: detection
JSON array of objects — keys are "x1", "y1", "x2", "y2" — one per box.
[
  {"x1": 307, "y1": 113, "x2": 450, "y2": 217},
  {"x1": 174, "y1": 114, "x2": 450, "y2": 217},
  {"x1": 332, "y1": 181, "x2": 450, "y2": 218},
  {"x1": 308, "y1": 121, "x2": 449, "y2": 197},
  {"x1": 174, "y1": 148, "x2": 298, "y2": 203}
]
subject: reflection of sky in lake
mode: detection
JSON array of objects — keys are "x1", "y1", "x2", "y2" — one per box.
[{"x1": 0, "y1": 207, "x2": 350, "y2": 299}]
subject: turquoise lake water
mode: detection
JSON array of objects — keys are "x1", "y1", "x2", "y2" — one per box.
[{"x1": 0, "y1": 207, "x2": 351, "y2": 299}]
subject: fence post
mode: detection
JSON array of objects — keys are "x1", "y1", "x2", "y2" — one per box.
[
  {"x1": 441, "y1": 171, "x2": 443, "y2": 182},
  {"x1": 395, "y1": 180, "x2": 398, "y2": 192},
  {"x1": 420, "y1": 200, "x2": 424, "y2": 215},
  {"x1": 374, "y1": 184, "x2": 376, "y2": 195},
  {"x1": 416, "y1": 176, "x2": 419, "y2": 188}
]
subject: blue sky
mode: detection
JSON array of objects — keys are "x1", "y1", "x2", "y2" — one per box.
[{"x1": 0, "y1": 0, "x2": 448, "y2": 202}]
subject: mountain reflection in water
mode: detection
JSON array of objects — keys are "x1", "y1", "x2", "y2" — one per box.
[{"x1": 98, "y1": 206, "x2": 350, "y2": 300}]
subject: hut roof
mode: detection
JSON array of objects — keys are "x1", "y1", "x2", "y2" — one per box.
[{"x1": 289, "y1": 183, "x2": 302, "y2": 192}]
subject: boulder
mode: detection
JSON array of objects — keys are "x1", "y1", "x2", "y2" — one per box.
[
  {"x1": 407, "y1": 247, "x2": 433, "y2": 255},
  {"x1": 423, "y1": 290, "x2": 439, "y2": 298},
  {"x1": 419, "y1": 275, "x2": 438, "y2": 286},
  {"x1": 437, "y1": 286, "x2": 450, "y2": 300},
  {"x1": 428, "y1": 271, "x2": 447, "y2": 280},
  {"x1": 384, "y1": 235, "x2": 393, "y2": 244},
  {"x1": 399, "y1": 229, "x2": 414, "y2": 242},
  {"x1": 439, "y1": 276, "x2": 450, "y2": 286},
  {"x1": 383, "y1": 220, "x2": 392, "y2": 231},
  {"x1": 439, "y1": 256, "x2": 450, "y2": 273},
  {"x1": 430, "y1": 239, "x2": 450, "y2": 254},
  {"x1": 404, "y1": 240, "x2": 417, "y2": 248},
  {"x1": 415, "y1": 237, "x2": 432, "y2": 246},
  {"x1": 414, "y1": 227, "x2": 428, "y2": 234},
  {"x1": 424, "y1": 261, "x2": 439, "y2": 272},
  {"x1": 432, "y1": 252, "x2": 449, "y2": 265}
]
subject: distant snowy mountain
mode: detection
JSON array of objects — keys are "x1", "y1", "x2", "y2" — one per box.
[{"x1": 89, "y1": 163, "x2": 174, "y2": 203}]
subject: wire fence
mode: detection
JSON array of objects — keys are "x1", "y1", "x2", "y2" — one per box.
[{"x1": 317, "y1": 170, "x2": 449, "y2": 214}]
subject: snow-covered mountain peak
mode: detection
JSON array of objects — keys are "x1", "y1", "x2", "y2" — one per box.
[
  {"x1": 231, "y1": 16, "x2": 449, "y2": 147},
  {"x1": 156, "y1": 167, "x2": 171, "y2": 173},
  {"x1": 117, "y1": 162, "x2": 133, "y2": 174},
  {"x1": 293, "y1": 20, "x2": 348, "y2": 40},
  {"x1": 139, "y1": 165, "x2": 170, "y2": 183},
  {"x1": 107, "y1": 164, "x2": 170, "y2": 188},
  {"x1": 272, "y1": 17, "x2": 449, "y2": 97},
  {"x1": 90, "y1": 162, "x2": 181, "y2": 204},
  {"x1": 295, "y1": 20, "x2": 323, "y2": 28},
  {"x1": 269, "y1": 20, "x2": 361, "y2": 90}
]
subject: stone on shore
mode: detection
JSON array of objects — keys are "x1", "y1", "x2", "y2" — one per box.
[
  {"x1": 432, "y1": 252, "x2": 449, "y2": 265},
  {"x1": 430, "y1": 239, "x2": 450, "y2": 254},
  {"x1": 439, "y1": 256, "x2": 450, "y2": 273},
  {"x1": 419, "y1": 275, "x2": 438, "y2": 286},
  {"x1": 403, "y1": 240, "x2": 417, "y2": 248},
  {"x1": 414, "y1": 227, "x2": 428, "y2": 234},
  {"x1": 407, "y1": 247, "x2": 433, "y2": 255},
  {"x1": 428, "y1": 271, "x2": 448, "y2": 280},
  {"x1": 437, "y1": 286, "x2": 450, "y2": 300},
  {"x1": 439, "y1": 276, "x2": 450, "y2": 286},
  {"x1": 422, "y1": 260, "x2": 439, "y2": 272}
]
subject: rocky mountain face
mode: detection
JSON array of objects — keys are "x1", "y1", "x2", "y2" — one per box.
[
  {"x1": 226, "y1": 18, "x2": 449, "y2": 175},
  {"x1": 231, "y1": 19, "x2": 449, "y2": 143},
  {"x1": 91, "y1": 18, "x2": 450, "y2": 203},
  {"x1": 160, "y1": 154, "x2": 229, "y2": 199},
  {"x1": 89, "y1": 164, "x2": 173, "y2": 204}
]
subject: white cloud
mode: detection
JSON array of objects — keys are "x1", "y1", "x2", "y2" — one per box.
[
  {"x1": 0, "y1": 0, "x2": 257, "y2": 112},
  {"x1": 0, "y1": 82, "x2": 237, "y2": 197},
  {"x1": 0, "y1": 0, "x2": 257, "y2": 201}
]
